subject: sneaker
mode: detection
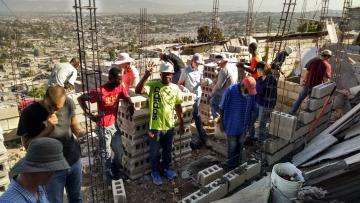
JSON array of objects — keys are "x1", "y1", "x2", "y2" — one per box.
[
  {"x1": 164, "y1": 169, "x2": 177, "y2": 180},
  {"x1": 151, "y1": 171, "x2": 163, "y2": 186}
]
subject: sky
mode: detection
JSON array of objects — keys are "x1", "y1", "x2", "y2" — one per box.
[{"x1": 0, "y1": 0, "x2": 359, "y2": 14}]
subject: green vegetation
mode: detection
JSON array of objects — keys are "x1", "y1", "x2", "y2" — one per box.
[
  {"x1": 197, "y1": 26, "x2": 224, "y2": 42},
  {"x1": 27, "y1": 85, "x2": 47, "y2": 98},
  {"x1": 297, "y1": 21, "x2": 323, "y2": 33}
]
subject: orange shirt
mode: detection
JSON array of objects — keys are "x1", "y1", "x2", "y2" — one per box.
[{"x1": 250, "y1": 55, "x2": 261, "y2": 79}]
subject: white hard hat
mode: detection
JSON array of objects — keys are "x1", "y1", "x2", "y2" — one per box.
[
  {"x1": 160, "y1": 62, "x2": 174, "y2": 73},
  {"x1": 285, "y1": 46, "x2": 293, "y2": 55}
]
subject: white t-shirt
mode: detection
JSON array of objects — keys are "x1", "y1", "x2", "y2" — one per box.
[{"x1": 48, "y1": 63, "x2": 78, "y2": 87}]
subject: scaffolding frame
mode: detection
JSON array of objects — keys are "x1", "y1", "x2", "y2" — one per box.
[
  {"x1": 272, "y1": 0, "x2": 297, "y2": 60},
  {"x1": 139, "y1": 8, "x2": 148, "y2": 77}
]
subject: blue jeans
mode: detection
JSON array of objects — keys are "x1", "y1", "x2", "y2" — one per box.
[
  {"x1": 147, "y1": 129, "x2": 174, "y2": 173},
  {"x1": 289, "y1": 87, "x2": 311, "y2": 115},
  {"x1": 95, "y1": 124, "x2": 123, "y2": 176},
  {"x1": 193, "y1": 98, "x2": 207, "y2": 142},
  {"x1": 249, "y1": 104, "x2": 259, "y2": 139},
  {"x1": 210, "y1": 94, "x2": 223, "y2": 119},
  {"x1": 46, "y1": 159, "x2": 82, "y2": 203},
  {"x1": 227, "y1": 134, "x2": 245, "y2": 170},
  {"x1": 258, "y1": 105, "x2": 273, "y2": 141}
]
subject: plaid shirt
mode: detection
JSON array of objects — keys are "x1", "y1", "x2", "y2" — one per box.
[
  {"x1": 0, "y1": 178, "x2": 49, "y2": 203},
  {"x1": 256, "y1": 74, "x2": 277, "y2": 108}
]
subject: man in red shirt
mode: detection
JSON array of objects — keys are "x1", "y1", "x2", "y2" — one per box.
[
  {"x1": 78, "y1": 67, "x2": 135, "y2": 181},
  {"x1": 239, "y1": 42, "x2": 261, "y2": 80},
  {"x1": 289, "y1": 49, "x2": 332, "y2": 115}
]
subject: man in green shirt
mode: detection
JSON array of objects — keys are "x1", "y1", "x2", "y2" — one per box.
[{"x1": 136, "y1": 62, "x2": 185, "y2": 186}]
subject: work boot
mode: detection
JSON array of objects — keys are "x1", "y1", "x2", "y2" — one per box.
[
  {"x1": 151, "y1": 171, "x2": 163, "y2": 186},
  {"x1": 164, "y1": 169, "x2": 177, "y2": 180}
]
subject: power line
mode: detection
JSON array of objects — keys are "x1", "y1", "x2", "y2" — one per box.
[{"x1": 0, "y1": 0, "x2": 18, "y2": 18}]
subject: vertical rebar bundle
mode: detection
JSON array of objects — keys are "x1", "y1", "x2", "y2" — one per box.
[
  {"x1": 245, "y1": 0, "x2": 255, "y2": 36},
  {"x1": 272, "y1": 0, "x2": 297, "y2": 60},
  {"x1": 73, "y1": 0, "x2": 112, "y2": 202},
  {"x1": 211, "y1": 0, "x2": 220, "y2": 33},
  {"x1": 320, "y1": 0, "x2": 329, "y2": 25},
  {"x1": 139, "y1": 8, "x2": 148, "y2": 77},
  {"x1": 340, "y1": 0, "x2": 353, "y2": 43}
]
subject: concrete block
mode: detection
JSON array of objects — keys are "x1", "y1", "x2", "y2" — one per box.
[
  {"x1": 298, "y1": 105, "x2": 331, "y2": 125},
  {"x1": 119, "y1": 119, "x2": 148, "y2": 135},
  {"x1": 266, "y1": 143, "x2": 295, "y2": 165},
  {"x1": 0, "y1": 120, "x2": 9, "y2": 132},
  {"x1": 7, "y1": 117, "x2": 19, "y2": 130},
  {"x1": 223, "y1": 163, "x2": 247, "y2": 192},
  {"x1": 205, "y1": 178, "x2": 229, "y2": 202},
  {"x1": 122, "y1": 136, "x2": 149, "y2": 158},
  {"x1": 245, "y1": 162, "x2": 261, "y2": 180},
  {"x1": 0, "y1": 107, "x2": 18, "y2": 120},
  {"x1": 119, "y1": 95, "x2": 148, "y2": 110},
  {"x1": 269, "y1": 111, "x2": 297, "y2": 140},
  {"x1": 302, "y1": 97, "x2": 326, "y2": 111},
  {"x1": 181, "y1": 92, "x2": 195, "y2": 107},
  {"x1": 181, "y1": 190, "x2": 208, "y2": 203},
  {"x1": 112, "y1": 179, "x2": 126, "y2": 203},
  {"x1": 264, "y1": 136, "x2": 290, "y2": 154},
  {"x1": 197, "y1": 164, "x2": 224, "y2": 186},
  {"x1": 310, "y1": 82, "x2": 336, "y2": 99}
]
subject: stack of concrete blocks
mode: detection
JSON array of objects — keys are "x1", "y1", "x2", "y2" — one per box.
[
  {"x1": 112, "y1": 179, "x2": 126, "y2": 203},
  {"x1": 181, "y1": 161, "x2": 261, "y2": 203},
  {"x1": 199, "y1": 63, "x2": 219, "y2": 135},
  {"x1": 0, "y1": 127, "x2": 10, "y2": 195},
  {"x1": 265, "y1": 82, "x2": 336, "y2": 165},
  {"x1": 0, "y1": 105, "x2": 20, "y2": 141},
  {"x1": 118, "y1": 93, "x2": 194, "y2": 180}
]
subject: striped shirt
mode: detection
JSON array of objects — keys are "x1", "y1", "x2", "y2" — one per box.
[
  {"x1": 220, "y1": 84, "x2": 256, "y2": 136},
  {"x1": 0, "y1": 178, "x2": 49, "y2": 203}
]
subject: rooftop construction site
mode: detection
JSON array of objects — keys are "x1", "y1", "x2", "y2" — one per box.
[{"x1": 0, "y1": 0, "x2": 360, "y2": 202}]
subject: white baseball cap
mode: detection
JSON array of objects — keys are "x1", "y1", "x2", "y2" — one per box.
[
  {"x1": 215, "y1": 54, "x2": 228, "y2": 64},
  {"x1": 160, "y1": 62, "x2": 174, "y2": 73},
  {"x1": 114, "y1": 53, "x2": 134, "y2": 65}
]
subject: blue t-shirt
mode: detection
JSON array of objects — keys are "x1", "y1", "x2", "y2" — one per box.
[{"x1": 220, "y1": 84, "x2": 256, "y2": 136}]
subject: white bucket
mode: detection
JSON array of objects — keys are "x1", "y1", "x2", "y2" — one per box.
[{"x1": 271, "y1": 162, "x2": 304, "y2": 202}]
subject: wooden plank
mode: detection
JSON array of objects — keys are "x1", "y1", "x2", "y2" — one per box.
[
  {"x1": 292, "y1": 133, "x2": 338, "y2": 166},
  {"x1": 304, "y1": 160, "x2": 347, "y2": 180},
  {"x1": 302, "y1": 135, "x2": 360, "y2": 167}
]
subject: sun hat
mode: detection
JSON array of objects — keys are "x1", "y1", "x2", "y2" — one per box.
[
  {"x1": 242, "y1": 76, "x2": 257, "y2": 95},
  {"x1": 11, "y1": 137, "x2": 70, "y2": 175},
  {"x1": 160, "y1": 62, "x2": 175, "y2": 73},
  {"x1": 114, "y1": 53, "x2": 135, "y2": 65}
]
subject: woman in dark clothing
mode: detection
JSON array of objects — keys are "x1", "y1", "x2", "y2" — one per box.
[{"x1": 255, "y1": 61, "x2": 277, "y2": 141}]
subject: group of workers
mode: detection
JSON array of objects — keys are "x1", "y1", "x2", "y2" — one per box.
[{"x1": 0, "y1": 42, "x2": 333, "y2": 202}]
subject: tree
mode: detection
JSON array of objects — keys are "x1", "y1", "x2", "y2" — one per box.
[
  {"x1": 210, "y1": 27, "x2": 225, "y2": 42},
  {"x1": 297, "y1": 21, "x2": 323, "y2": 33},
  {"x1": 197, "y1": 26, "x2": 211, "y2": 42},
  {"x1": 173, "y1": 36, "x2": 194, "y2": 44}
]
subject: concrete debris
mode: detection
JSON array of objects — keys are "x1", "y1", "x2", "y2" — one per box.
[{"x1": 297, "y1": 186, "x2": 328, "y2": 201}]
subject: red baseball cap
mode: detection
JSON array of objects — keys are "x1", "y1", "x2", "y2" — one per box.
[{"x1": 242, "y1": 76, "x2": 257, "y2": 95}]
